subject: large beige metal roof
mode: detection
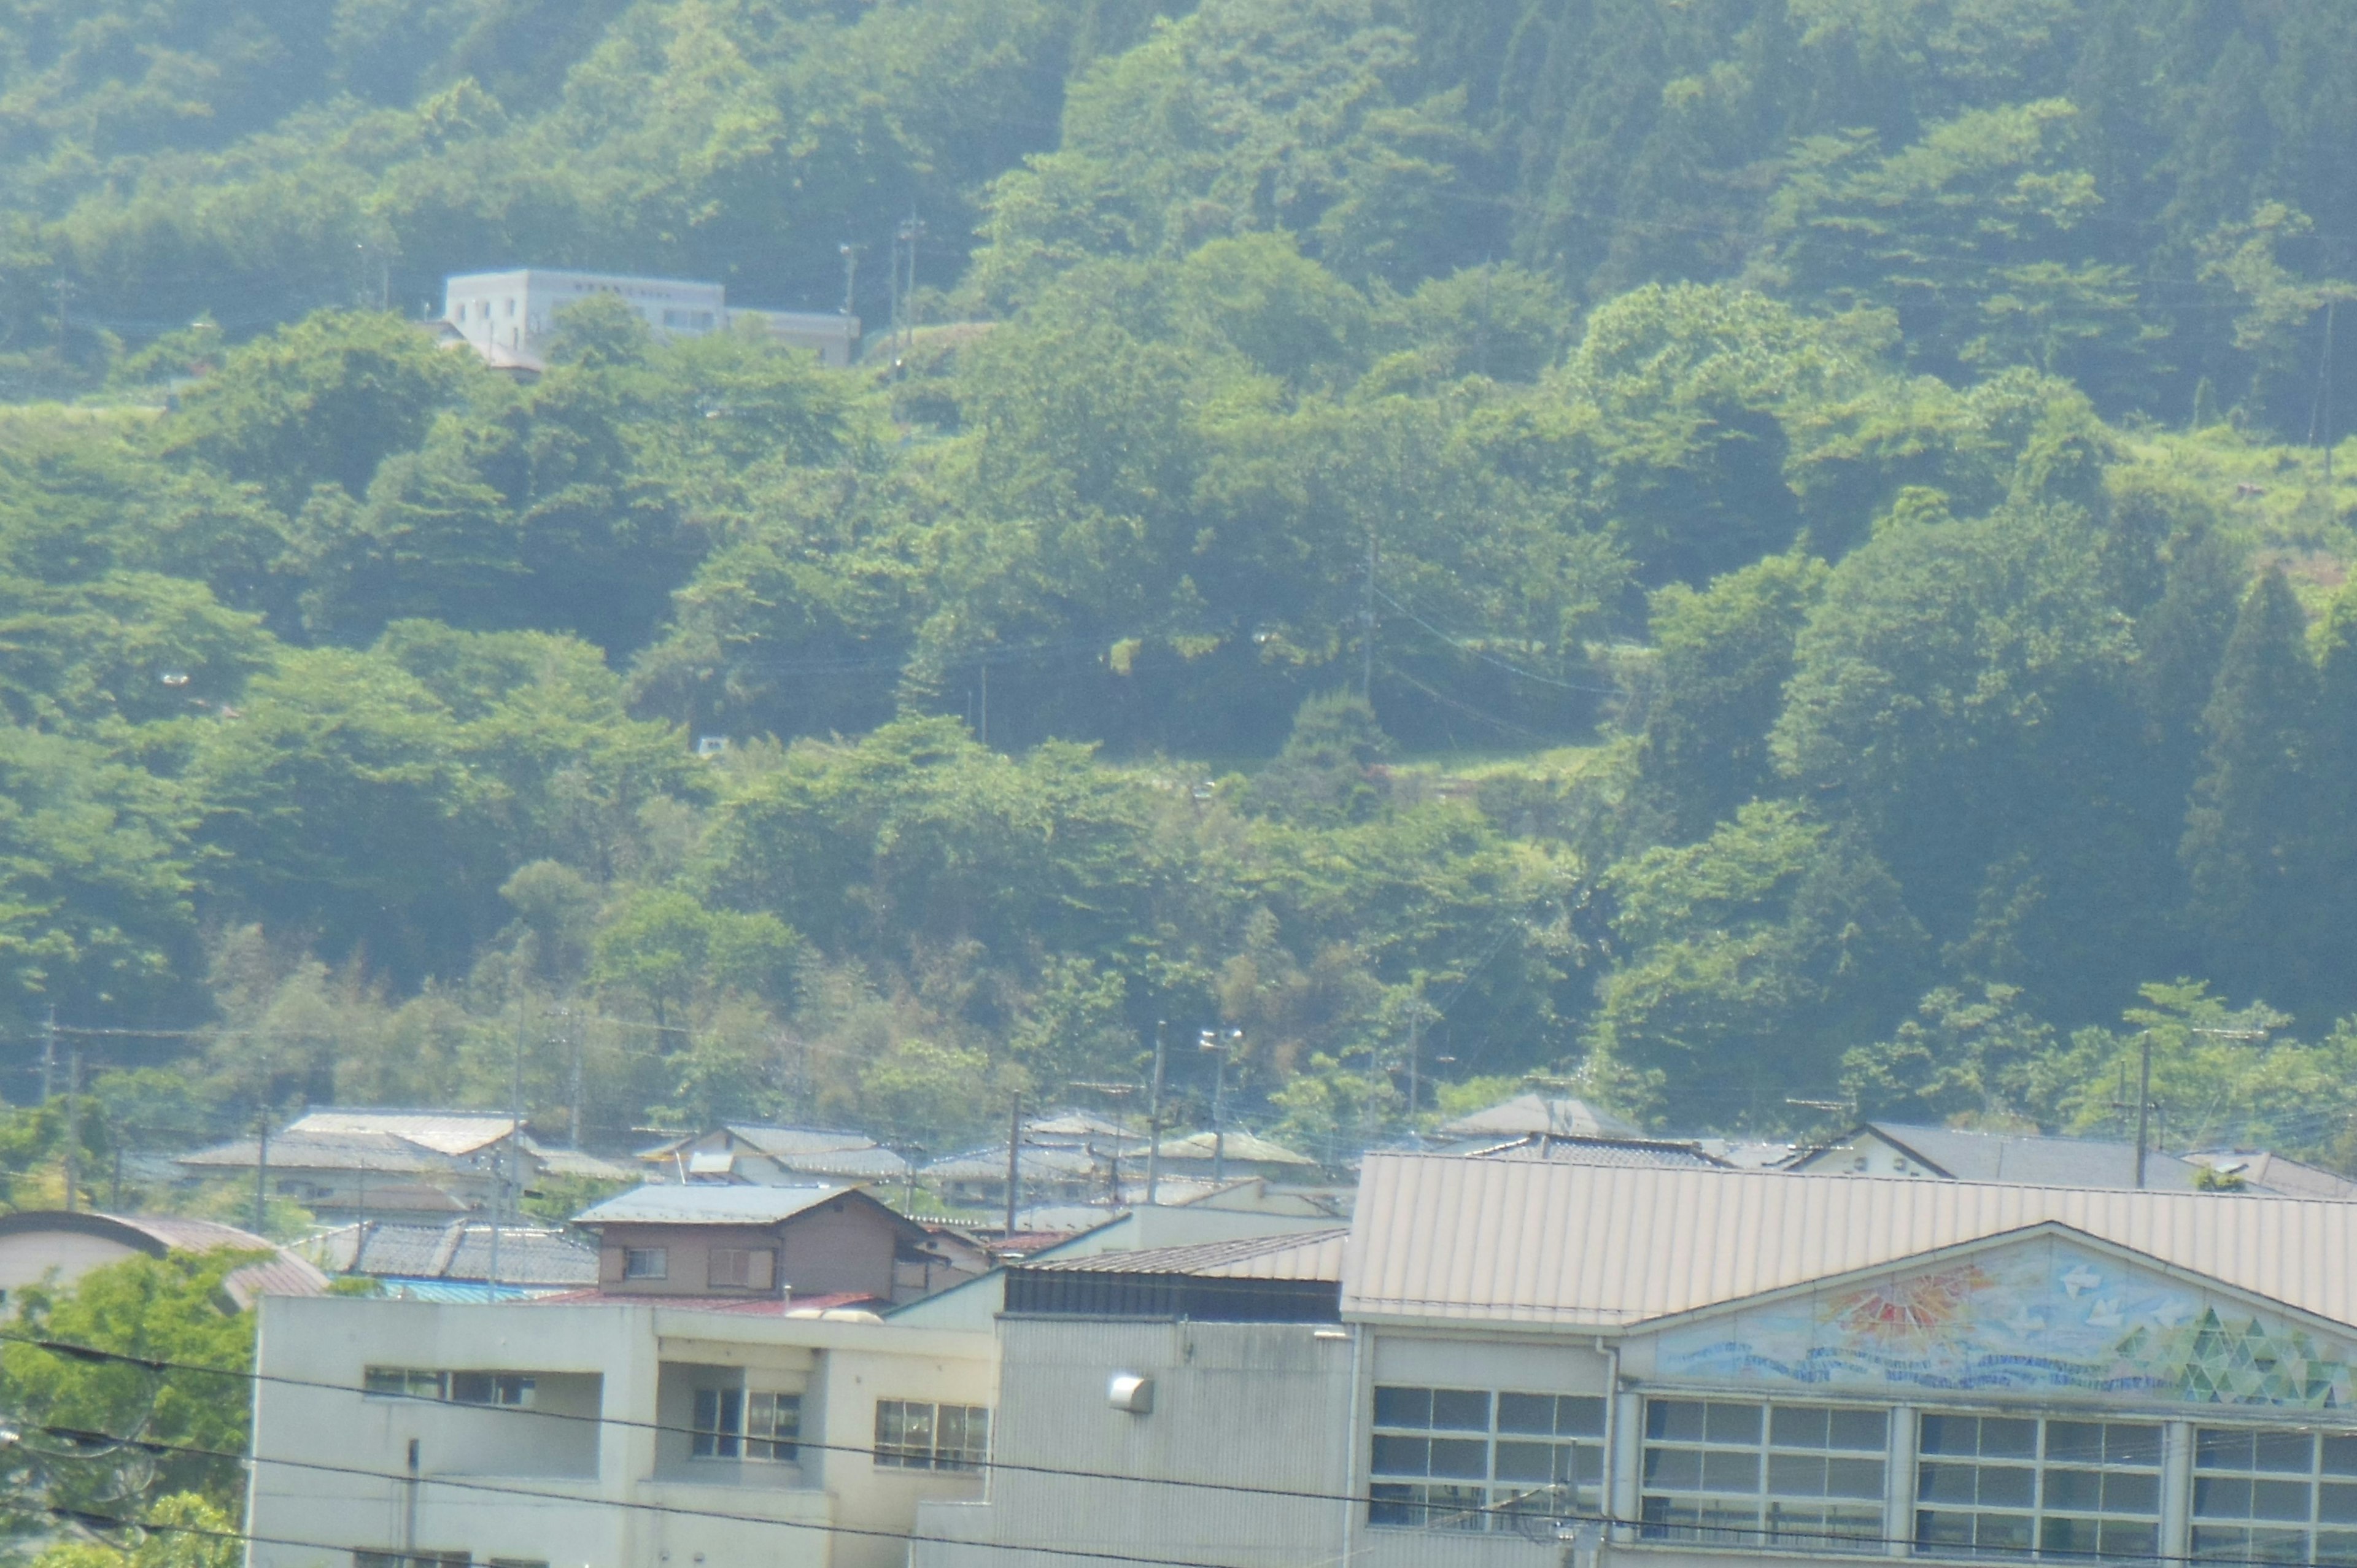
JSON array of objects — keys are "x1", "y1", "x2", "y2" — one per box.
[{"x1": 1344, "y1": 1154, "x2": 2357, "y2": 1330}]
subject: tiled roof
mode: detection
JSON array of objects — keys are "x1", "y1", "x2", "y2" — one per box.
[
  {"x1": 924, "y1": 1144, "x2": 1105, "y2": 1181},
  {"x1": 177, "y1": 1131, "x2": 463, "y2": 1175},
  {"x1": 576, "y1": 1184, "x2": 846, "y2": 1226},
  {"x1": 2184, "y1": 1149, "x2": 2357, "y2": 1200},
  {"x1": 316, "y1": 1221, "x2": 597, "y2": 1286},
  {"x1": 287, "y1": 1110, "x2": 519, "y2": 1157},
  {"x1": 1435, "y1": 1094, "x2": 1639, "y2": 1141},
  {"x1": 0, "y1": 1211, "x2": 328, "y2": 1307},
  {"x1": 1152, "y1": 1131, "x2": 1316, "y2": 1167},
  {"x1": 1797, "y1": 1122, "x2": 2204, "y2": 1189},
  {"x1": 1457, "y1": 1133, "x2": 1728, "y2": 1169},
  {"x1": 1343, "y1": 1156, "x2": 2357, "y2": 1330}
]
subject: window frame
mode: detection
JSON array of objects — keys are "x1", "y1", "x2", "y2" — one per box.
[
  {"x1": 875, "y1": 1399, "x2": 991, "y2": 1473},
  {"x1": 1367, "y1": 1383, "x2": 1609, "y2": 1532},
  {"x1": 1636, "y1": 1395, "x2": 1891, "y2": 1554},
  {"x1": 708, "y1": 1247, "x2": 776, "y2": 1291},
  {"x1": 2190, "y1": 1423, "x2": 2357, "y2": 1567},
  {"x1": 1913, "y1": 1411, "x2": 2163, "y2": 1564},
  {"x1": 692, "y1": 1388, "x2": 802, "y2": 1463},
  {"x1": 622, "y1": 1247, "x2": 667, "y2": 1280}
]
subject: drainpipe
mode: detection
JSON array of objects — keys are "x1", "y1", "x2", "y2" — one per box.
[{"x1": 1337, "y1": 1323, "x2": 1366, "y2": 1567}]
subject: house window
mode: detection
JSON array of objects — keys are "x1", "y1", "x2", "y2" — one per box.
[
  {"x1": 875, "y1": 1400, "x2": 989, "y2": 1471},
  {"x1": 2191, "y1": 1426, "x2": 2357, "y2": 1566},
  {"x1": 448, "y1": 1373, "x2": 534, "y2": 1408},
  {"x1": 364, "y1": 1367, "x2": 446, "y2": 1399},
  {"x1": 1639, "y1": 1397, "x2": 1886, "y2": 1551},
  {"x1": 1369, "y1": 1385, "x2": 1606, "y2": 1531},
  {"x1": 1916, "y1": 1414, "x2": 2161, "y2": 1562},
  {"x1": 364, "y1": 1368, "x2": 534, "y2": 1408},
  {"x1": 708, "y1": 1248, "x2": 776, "y2": 1289},
  {"x1": 624, "y1": 1248, "x2": 667, "y2": 1280},
  {"x1": 692, "y1": 1389, "x2": 801, "y2": 1461}
]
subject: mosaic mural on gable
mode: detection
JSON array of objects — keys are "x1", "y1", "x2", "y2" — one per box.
[{"x1": 1652, "y1": 1235, "x2": 2357, "y2": 1407}]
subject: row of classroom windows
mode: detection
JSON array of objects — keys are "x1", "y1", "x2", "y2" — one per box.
[{"x1": 1370, "y1": 1386, "x2": 2357, "y2": 1564}]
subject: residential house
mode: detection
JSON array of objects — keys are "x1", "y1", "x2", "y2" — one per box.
[
  {"x1": 923, "y1": 1143, "x2": 1111, "y2": 1211},
  {"x1": 176, "y1": 1108, "x2": 633, "y2": 1225},
  {"x1": 1150, "y1": 1130, "x2": 1319, "y2": 1182},
  {"x1": 1788, "y1": 1121, "x2": 2207, "y2": 1188},
  {"x1": 1453, "y1": 1132, "x2": 1731, "y2": 1169},
  {"x1": 913, "y1": 1154, "x2": 2357, "y2": 1568},
  {"x1": 641, "y1": 1125, "x2": 911, "y2": 1187},
  {"x1": 0, "y1": 1210, "x2": 327, "y2": 1311},
  {"x1": 244, "y1": 1292, "x2": 993, "y2": 1568},
  {"x1": 306, "y1": 1218, "x2": 601, "y2": 1300},
  {"x1": 572, "y1": 1184, "x2": 965, "y2": 1307},
  {"x1": 1433, "y1": 1092, "x2": 1640, "y2": 1144}
]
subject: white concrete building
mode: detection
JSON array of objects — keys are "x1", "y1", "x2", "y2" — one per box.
[
  {"x1": 443, "y1": 271, "x2": 859, "y2": 370},
  {"x1": 914, "y1": 1154, "x2": 2357, "y2": 1568},
  {"x1": 246, "y1": 1293, "x2": 995, "y2": 1568}
]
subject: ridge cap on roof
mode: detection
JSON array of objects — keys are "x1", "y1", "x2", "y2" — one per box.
[{"x1": 1361, "y1": 1149, "x2": 2334, "y2": 1205}]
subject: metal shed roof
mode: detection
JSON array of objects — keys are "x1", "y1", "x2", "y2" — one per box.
[
  {"x1": 1020, "y1": 1228, "x2": 1349, "y2": 1281},
  {"x1": 1343, "y1": 1154, "x2": 2357, "y2": 1331}
]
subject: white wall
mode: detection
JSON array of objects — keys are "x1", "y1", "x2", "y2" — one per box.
[
  {"x1": 246, "y1": 1295, "x2": 993, "y2": 1568},
  {"x1": 911, "y1": 1319, "x2": 1355, "y2": 1568}
]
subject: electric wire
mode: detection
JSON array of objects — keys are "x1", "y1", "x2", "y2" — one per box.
[{"x1": 13, "y1": 1407, "x2": 2357, "y2": 1568}]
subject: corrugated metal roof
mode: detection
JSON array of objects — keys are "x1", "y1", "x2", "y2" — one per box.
[
  {"x1": 1436, "y1": 1094, "x2": 1638, "y2": 1141},
  {"x1": 1342, "y1": 1155, "x2": 2357, "y2": 1330},
  {"x1": 1022, "y1": 1228, "x2": 1349, "y2": 1281},
  {"x1": 924, "y1": 1144, "x2": 1105, "y2": 1181},
  {"x1": 576, "y1": 1184, "x2": 843, "y2": 1225}
]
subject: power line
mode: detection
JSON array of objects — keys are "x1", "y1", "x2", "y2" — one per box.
[
  {"x1": 6, "y1": 1423, "x2": 1271, "y2": 1568},
  {"x1": 14, "y1": 1405, "x2": 2357, "y2": 1568}
]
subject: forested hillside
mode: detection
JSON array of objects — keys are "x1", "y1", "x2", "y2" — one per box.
[{"x1": 0, "y1": 0, "x2": 2352, "y2": 1181}]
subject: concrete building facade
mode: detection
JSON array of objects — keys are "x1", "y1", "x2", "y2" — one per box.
[
  {"x1": 442, "y1": 271, "x2": 859, "y2": 369},
  {"x1": 246, "y1": 1294, "x2": 994, "y2": 1568},
  {"x1": 913, "y1": 1156, "x2": 2357, "y2": 1568}
]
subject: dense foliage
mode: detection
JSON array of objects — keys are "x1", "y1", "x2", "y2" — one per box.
[{"x1": 0, "y1": 0, "x2": 2351, "y2": 1168}]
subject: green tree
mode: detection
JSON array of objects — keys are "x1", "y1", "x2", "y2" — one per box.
[
  {"x1": 164, "y1": 312, "x2": 475, "y2": 514},
  {"x1": 0, "y1": 1251, "x2": 260, "y2": 1516},
  {"x1": 2181, "y1": 567, "x2": 2318, "y2": 1005}
]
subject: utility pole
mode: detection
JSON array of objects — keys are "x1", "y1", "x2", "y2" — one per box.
[
  {"x1": 61, "y1": 1048, "x2": 79, "y2": 1213},
  {"x1": 896, "y1": 214, "x2": 926, "y2": 357},
  {"x1": 1202, "y1": 1029, "x2": 1239, "y2": 1184},
  {"x1": 52, "y1": 278, "x2": 71, "y2": 359},
  {"x1": 253, "y1": 1107, "x2": 270, "y2": 1237},
  {"x1": 978, "y1": 663, "x2": 989, "y2": 748},
  {"x1": 1002, "y1": 1097, "x2": 1023, "y2": 1242},
  {"x1": 1404, "y1": 1010, "x2": 1421, "y2": 1122},
  {"x1": 2326, "y1": 299, "x2": 2339, "y2": 494},
  {"x1": 1145, "y1": 1020, "x2": 1167, "y2": 1206},
  {"x1": 557, "y1": 1008, "x2": 582, "y2": 1151},
  {"x1": 2132, "y1": 1032, "x2": 2154, "y2": 1191},
  {"x1": 838, "y1": 244, "x2": 862, "y2": 319},
  {"x1": 490, "y1": 995, "x2": 527, "y2": 1294},
  {"x1": 40, "y1": 1005, "x2": 55, "y2": 1103},
  {"x1": 1361, "y1": 531, "x2": 1378, "y2": 700}
]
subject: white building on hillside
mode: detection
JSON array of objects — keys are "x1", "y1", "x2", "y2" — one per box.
[
  {"x1": 246, "y1": 1294, "x2": 995, "y2": 1568},
  {"x1": 443, "y1": 269, "x2": 860, "y2": 370}
]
